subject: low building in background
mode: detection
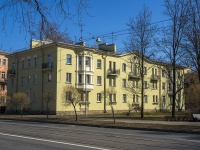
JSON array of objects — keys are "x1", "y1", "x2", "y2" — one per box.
[
  {"x1": 6, "y1": 40, "x2": 186, "y2": 114},
  {"x1": 0, "y1": 51, "x2": 9, "y2": 113},
  {"x1": 184, "y1": 72, "x2": 200, "y2": 113}
]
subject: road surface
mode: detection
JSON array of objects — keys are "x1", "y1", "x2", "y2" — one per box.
[{"x1": 0, "y1": 120, "x2": 200, "y2": 150}]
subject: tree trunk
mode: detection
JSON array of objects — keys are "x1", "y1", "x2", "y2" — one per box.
[
  {"x1": 20, "y1": 105, "x2": 23, "y2": 118},
  {"x1": 47, "y1": 102, "x2": 49, "y2": 119},
  {"x1": 141, "y1": 53, "x2": 144, "y2": 118},
  {"x1": 73, "y1": 104, "x2": 78, "y2": 121},
  {"x1": 111, "y1": 106, "x2": 115, "y2": 123}
]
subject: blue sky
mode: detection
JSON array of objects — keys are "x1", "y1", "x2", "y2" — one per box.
[{"x1": 0, "y1": 0, "x2": 166, "y2": 52}]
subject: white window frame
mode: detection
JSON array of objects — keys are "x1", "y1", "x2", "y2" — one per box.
[
  {"x1": 122, "y1": 63, "x2": 126, "y2": 72},
  {"x1": 34, "y1": 57, "x2": 37, "y2": 67},
  {"x1": 66, "y1": 73, "x2": 71, "y2": 83},
  {"x1": 33, "y1": 75, "x2": 36, "y2": 84},
  {"x1": 85, "y1": 56, "x2": 90, "y2": 66},
  {"x1": 27, "y1": 75, "x2": 30, "y2": 85},
  {"x1": 97, "y1": 76, "x2": 101, "y2": 85},
  {"x1": 123, "y1": 94, "x2": 127, "y2": 103},
  {"x1": 97, "y1": 59, "x2": 101, "y2": 68},
  {"x1": 144, "y1": 95, "x2": 148, "y2": 103},
  {"x1": 2, "y1": 59, "x2": 6, "y2": 66},
  {"x1": 97, "y1": 93, "x2": 101, "y2": 102},
  {"x1": 48, "y1": 73, "x2": 52, "y2": 82},
  {"x1": 78, "y1": 74, "x2": 82, "y2": 83},
  {"x1": 66, "y1": 54, "x2": 72, "y2": 64},
  {"x1": 27, "y1": 58, "x2": 31, "y2": 68},
  {"x1": 122, "y1": 79, "x2": 126, "y2": 87}
]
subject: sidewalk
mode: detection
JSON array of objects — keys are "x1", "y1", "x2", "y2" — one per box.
[{"x1": 80, "y1": 117, "x2": 200, "y2": 127}]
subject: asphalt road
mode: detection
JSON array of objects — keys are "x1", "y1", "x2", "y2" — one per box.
[{"x1": 0, "y1": 120, "x2": 200, "y2": 150}]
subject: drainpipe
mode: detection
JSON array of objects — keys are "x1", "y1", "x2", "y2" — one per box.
[{"x1": 103, "y1": 54, "x2": 107, "y2": 113}]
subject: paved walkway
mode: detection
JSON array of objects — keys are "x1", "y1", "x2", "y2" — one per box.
[
  {"x1": 81, "y1": 117, "x2": 200, "y2": 127},
  {"x1": 1, "y1": 115, "x2": 200, "y2": 127}
]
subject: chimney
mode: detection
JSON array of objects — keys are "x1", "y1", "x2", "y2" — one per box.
[
  {"x1": 76, "y1": 41, "x2": 86, "y2": 46},
  {"x1": 99, "y1": 43, "x2": 116, "y2": 53}
]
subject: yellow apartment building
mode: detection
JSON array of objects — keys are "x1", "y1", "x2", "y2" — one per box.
[
  {"x1": 7, "y1": 40, "x2": 185, "y2": 114},
  {"x1": 0, "y1": 51, "x2": 9, "y2": 113}
]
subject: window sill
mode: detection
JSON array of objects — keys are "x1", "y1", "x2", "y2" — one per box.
[
  {"x1": 65, "y1": 82, "x2": 71, "y2": 84},
  {"x1": 96, "y1": 101, "x2": 102, "y2": 103},
  {"x1": 97, "y1": 84, "x2": 102, "y2": 86},
  {"x1": 153, "y1": 102, "x2": 158, "y2": 105},
  {"x1": 97, "y1": 67, "x2": 102, "y2": 69},
  {"x1": 66, "y1": 63, "x2": 72, "y2": 65}
]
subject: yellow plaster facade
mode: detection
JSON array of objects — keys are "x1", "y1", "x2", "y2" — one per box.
[{"x1": 7, "y1": 41, "x2": 185, "y2": 114}]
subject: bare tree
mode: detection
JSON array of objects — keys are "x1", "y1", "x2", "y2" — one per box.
[
  {"x1": 183, "y1": 0, "x2": 200, "y2": 80},
  {"x1": 0, "y1": 0, "x2": 89, "y2": 38},
  {"x1": 102, "y1": 87, "x2": 117, "y2": 123},
  {"x1": 125, "y1": 6, "x2": 157, "y2": 118},
  {"x1": 33, "y1": 22, "x2": 73, "y2": 43},
  {"x1": 43, "y1": 92, "x2": 53, "y2": 119},
  {"x1": 11, "y1": 92, "x2": 30, "y2": 118},
  {"x1": 156, "y1": 0, "x2": 189, "y2": 117},
  {"x1": 61, "y1": 85, "x2": 81, "y2": 121}
]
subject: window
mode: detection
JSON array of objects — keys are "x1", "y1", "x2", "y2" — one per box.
[
  {"x1": 162, "y1": 83, "x2": 165, "y2": 90},
  {"x1": 78, "y1": 74, "x2": 82, "y2": 83},
  {"x1": 2, "y1": 72, "x2": 5, "y2": 80},
  {"x1": 97, "y1": 76, "x2": 101, "y2": 85},
  {"x1": 21, "y1": 77, "x2": 24, "y2": 85},
  {"x1": 97, "y1": 93, "x2": 101, "y2": 102},
  {"x1": 122, "y1": 79, "x2": 126, "y2": 87},
  {"x1": 33, "y1": 75, "x2": 36, "y2": 84},
  {"x1": 135, "y1": 81, "x2": 139, "y2": 88},
  {"x1": 79, "y1": 56, "x2": 82, "y2": 66},
  {"x1": 155, "y1": 69, "x2": 157, "y2": 76},
  {"x1": 143, "y1": 67, "x2": 147, "y2": 75},
  {"x1": 97, "y1": 59, "x2": 101, "y2": 68},
  {"x1": 144, "y1": 81, "x2": 148, "y2": 89},
  {"x1": 66, "y1": 54, "x2": 72, "y2": 64},
  {"x1": 22, "y1": 60, "x2": 25, "y2": 69},
  {"x1": 27, "y1": 58, "x2": 31, "y2": 68},
  {"x1": 109, "y1": 61, "x2": 112, "y2": 69},
  {"x1": 162, "y1": 70, "x2": 165, "y2": 77},
  {"x1": 152, "y1": 82, "x2": 157, "y2": 89},
  {"x1": 152, "y1": 68, "x2": 154, "y2": 76},
  {"x1": 113, "y1": 78, "x2": 116, "y2": 87},
  {"x1": 109, "y1": 78, "x2": 112, "y2": 86},
  {"x1": 109, "y1": 94, "x2": 112, "y2": 102},
  {"x1": 113, "y1": 62, "x2": 116, "y2": 70},
  {"x1": 170, "y1": 96, "x2": 173, "y2": 104},
  {"x1": 122, "y1": 63, "x2": 126, "y2": 72},
  {"x1": 2, "y1": 59, "x2": 6, "y2": 66},
  {"x1": 12, "y1": 62, "x2": 15, "y2": 69},
  {"x1": 86, "y1": 75, "x2": 90, "y2": 84},
  {"x1": 162, "y1": 96, "x2": 166, "y2": 104},
  {"x1": 27, "y1": 75, "x2": 30, "y2": 85},
  {"x1": 168, "y1": 83, "x2": 172, "y2": 90},
  {"x1": 48, "y1": 73, "x2": 52, "y2": 82},
  {"x1": 85, "y1": 56, "x2": 90, "y2": 66},
  {"x1": 123, "y1": 94, "x2": 127, "y2": 103},
  {"x1": 1, "y1": 85, "x2": 5, "y2": 91},
  {"x1": 66, "y1": 92, "x2": 72, "y2": 101},
  {"x1": 153, "y1": 95, "x2": 158, "y2": 103},
  {"x1": 33, "y1": 93, "x2": 36, "y2": 101},
  {"x1": 66, "y1": 73, "x2": 71, "y2": 83},
  {"x1": 144, "y1": 95, "x2": 148, "y2": 103},
  {"x1": 133, "y1": 94, "x2": 139, "y2": 103},
  {"x1": 34, "y1": 57, "x2": 37, "y2": 67},
  {"x1": 113, "y1": 94, "x2": 116, "y2": 102},
  {"x1": 11, "y1": 78, "x2": 14, "y2": 86}
]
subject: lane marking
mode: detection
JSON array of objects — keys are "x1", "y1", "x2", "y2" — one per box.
[{"x1": 0, "y1": 132, "x2": 110, "y2": 150}]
